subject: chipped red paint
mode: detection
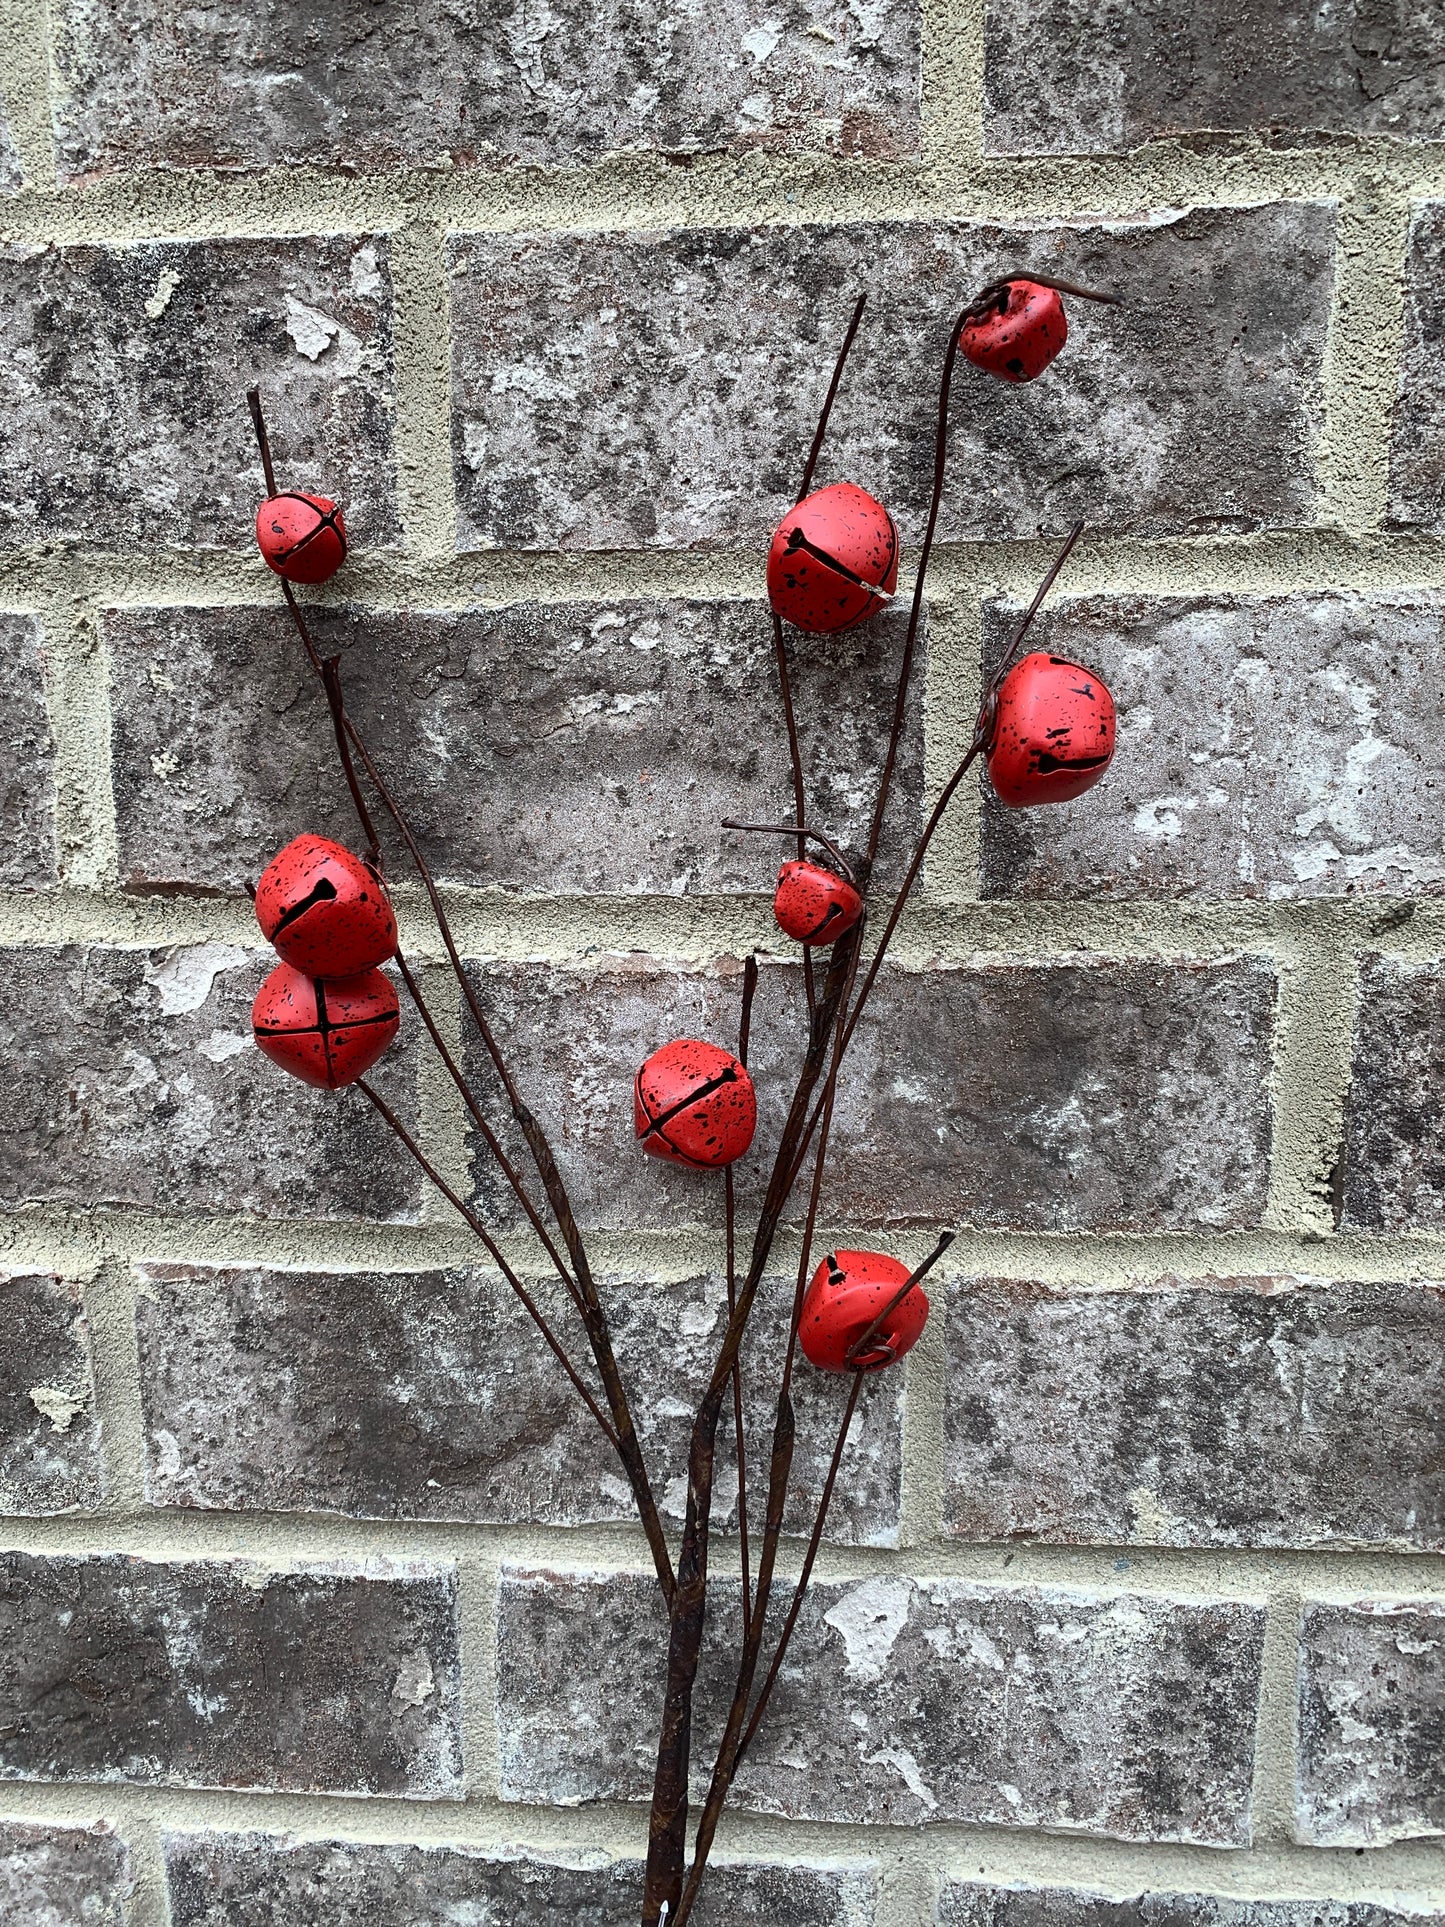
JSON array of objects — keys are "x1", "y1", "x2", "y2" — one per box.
[
  {"x1": 255, "y1": 491, "x2": 349, "y2": 584},
  {"x1": 251, "y1": 960, "x2": 399, "y2": 1089},
  {"x1": 985, "y1": 649, "x2": 1116, "y2": 807},
  {"x1": 799, "y1": 1248, "x2": 929, "y2": 1373},
  {"x1": 254, "y1": 833, "x2": 398, "y2": 977},
  {"x1": 766, "y1": 480, "x2": 899, "y2": 634},
  {"x1": 773, "y1": 858, "x2": 864, "y2": 946},
  {"x1": 633, "y1": 1037, "x2": 757, "y2": 1169},
  {"x1": 961, "y1": 280, "x2": 1068, "y2": 383}
]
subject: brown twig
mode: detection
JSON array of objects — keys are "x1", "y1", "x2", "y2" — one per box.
[
  {"x1": 726, "y1": 954, "x2": 760, "y2": 1634},
  {"x1": 843, "y1": 1229, "x2": 954, "y2": 1366},
  {"x1": 772, "y1": 613, "x2": 816, "y2": 1020},
  {"x1": 722, "y1": 818, "x2": 856, "y2": 885},
  {"x1": 354, "y1": 1079, "x2": 617, "y2": 1448},
  {"x1": 797, "y1": 291, "x2": 868, "y2": 502},
  {"x1": 247, "y1": 389, "x2": 677, "y2": 1610}
]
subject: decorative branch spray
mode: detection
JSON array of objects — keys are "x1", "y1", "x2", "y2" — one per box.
[{"x1": 237, "y1": 265, "x2": 1120, "y2": 1923}]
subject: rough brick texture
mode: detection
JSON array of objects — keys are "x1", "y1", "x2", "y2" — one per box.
[
  {"x1": 979, "y1": 593, "x2": 1445, "y2": 900},
  {"x1": 133, "y1": 1260, "x2": 902, "y2": 1543},
  {"x1": 984, "y1": 0, "x2": 1445, "y2": 154},
  {"x1": 1388, "y1": 204, "x2": 1445, "y2": 528},
  {"x1": 0, "y1": 235, "x2": 395, "y2": 549},
  {"x1": 0, "y1": 1270, "x2": 103, "y2": 1516},
  {"x1": 164, "y1": 1831, "x2": 876, "y2": 1925},
  {"x1": 0, "y1": 1823, "x2": 132, "y2": 1926},
  {"x1": 1341, "y1": 955, "x2": 1445, "y2": 1233},
  {"x1": 465, "y1": 956, "x2": 1274, "y2": 1232},
  {"x1": 945, "y1": 1275, "x2": 1445, "y2": 1550},
  {"x1": 497, "y1": 1566, "x2": 1265, "y2": 1843},
  {"x1": 0, "y1": 943, "x2": 419, "y2": 1220},
  {"x1": 1297, "y1": 1598, "x2": 1445, "y2": 1846},
  {"x1": 941, "y1": 1883, "x2": 1445, "y2": 1927},
  {"x1": 106, "y1": 598, "x2": 921, "y2": 894},
  {"x1": 52, "y1": 0, "x2": 919, "y2": 177},
  {"x1": 450, "y1": 204, "x2": 1333, "y2": 550},
  {"x1": 0, "y1": 615, "x2": 54, "y2": 888},
  {"x1": 0, "y1": 1552, "x2": 462, "y2": 1795}
]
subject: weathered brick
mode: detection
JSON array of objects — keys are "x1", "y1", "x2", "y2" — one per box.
[
  {"x1": 465, "y1": 956, "x2": 1274, "y2": 1233},
  {"x1": 941, "y1": 1881, "x2": 1445, "y2": 1927},
  {"x1": 1341, "y1": 956, "x2": 1445, "y2": 1233},
  {"x1": 983, "y1": 0, "x2": 1445, "y2": 154},
  {"x1": 0, "y1": 1823, "x2": 132, "y2": 1926},
  {"x1": 0, "y1": 236, "x2": 395, "y2": 550},
  {"x1": 451, "y1": 205, "x2": 1333, "y2": 549},
  {"x1": 53, "y1": 0, "x2": 918, "y2": 178},
  {"x1": 0, "y1": 1552, "x2": 461, "y2": 1795},
  {"x1": 0, "y1": 943, "x2": 420, "y2": 1221},
  {"x1": 497, "y1": 1566, "x2": 1264, "y2": 1843},
  {"x1": 164, "y1": 1830, "x2": 876, "y2": 1925},
  {"x1": 0, "y1": 615, "x2": 55, "y2": 889},
  {"x1": 1389, "y1": 206, "x2": 1445, "y2": 529},
  {"x1": 106, "y1": 598, "x2": 922, "y2": 894},
  {"x1": 979, "y1": 592, "x2": 1445, "y2": 900},
  {"x1": 1297, "y1": 1598, "x2": 1445, "y2": 1846},
  {"x1": 945, "y1": 1276, "x2": 1445, "y2": 1550},
  {"x1": 133, "y1": 1261, "x2": 902, "y2": 1543},
  {"x1": 0, "y1": 1270, "x2": 103, "y2": 1516}
]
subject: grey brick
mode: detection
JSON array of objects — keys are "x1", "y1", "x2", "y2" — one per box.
[
  {"x1": 1389, "y1": 206, "x2": 1445, "y2": 529},
  {"x1": 498, "y1": 1567, "x2": 1264, "y2": 1842},
  {"x1": 979, "y1": 592, "x2": 1445, "y2": 901},
  {"x1": 0, "y1": 1823, "x2": 132, "y2": 1926},
  {"x1": 53, "y1": 0, "x2": 918, "y2": 178},
  {"x1": 0, "y1": 1271, "x2": 103, "y2": 1516},
  {"x1": 164, "y1": 1829, "x2": 876, "y2": 1926},
  {"x1": 1297, "y1": 1598, "x2": 1445, "y2": 1845},
  {"x1": 0, "y1": 943, "x2": 419, "y2": 1221},
  {"x1": 0, "y1": 1552, "x2": 461, "y2": 1795},
  {"x1": 0, "y1": 236, "x2": 395, "y2": 550},
  {"x1": 944, "y1": 1276, "x2": 1445, "y2": 1550},
  {"x1": 133, "y1": 1261, "x2": 902, "y2": 1544},
  {"x1": 450, "y1": 205, "x2": 1333, "y2": 550},
  {"x1": 940, "y1": 1881, "x2": 1445, "y2": 1927},
  {"x1": 106, "y1": 597, "x2": 922, "y2": 895},
  {"x1": 983, "y1": 0, "x2": 1445, "y2": 155},
  {"x1": 1342, "y1": 955, "x2": 1445, "y2": 1233},
  {"x1": 0, "y1": 615, "x2": 55, "y2": 889},
  {"x1": 464, "y1": 956, "x2": 1274, "y2": 1233}
]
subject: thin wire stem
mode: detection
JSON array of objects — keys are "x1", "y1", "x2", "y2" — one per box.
[
  {"x1": 797, "y1": 291, "x2": 868, "y2": 502},
  {"x1": 843, "y1": 1229, "x2": 954, "y2": 1366},
  {"x1": 355, "y1": 1079, "x2": 617, "y2": 1449}
]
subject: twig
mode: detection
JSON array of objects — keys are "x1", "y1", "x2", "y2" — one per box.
[
  {"x1": 772, "y1": 613, "x2": 816, "y2": 1020},
  {"x1": 726, "y1": 955, "x2": 759, "y2": 1634},
  {"x1": 355, "y1": 1079, "x2": 617, "y2": 1449},
  {"x1": 247, "y1": 389, "x2": 677, "y2": 1610},
  {"x1": 843, "y1": 1229, "x2": 954, "y2": 1367},
  {"x1": 797, "y1": 292, "x2": 868, "y2": 502},
  {"x1": 247, "y1": 387, "x2": 277, "y2": 496},
  {"x1": 722, "y1": 818, "x2": 856, "y2": 884}
]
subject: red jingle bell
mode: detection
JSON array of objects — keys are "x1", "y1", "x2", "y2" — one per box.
[
  {"x1": 961, "y1": 280, "x2": 1067, "y2": 383},
  {"x1": 766, "y1": 481, "x2": 899, "y2": 634},
  {"x1": 774, "y1": 859, "x2": 863, "y2": 947},
  {"x1": 251, "y1": 960, "x2": 399, "y2": 1090},
  {"x1": 799, "y1": 1250, "x2": 929, "y2": 1374},
  {"x1": 985, "y1": 650, "x2": 1116, "y2": 808},
  {"x1": 254, "y1": 834, "x2": 397, "y2": 978},
  {"x1": 255, "y1": 492, "x2": 348, "y2": 585},
  {"x1": 634, "y1": 1038, "x2": 757, "y2": 1169}
]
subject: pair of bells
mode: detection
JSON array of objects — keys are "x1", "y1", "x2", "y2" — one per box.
[{"x1": 250, "y1": 834, "x2": 401, "y2": 1090}]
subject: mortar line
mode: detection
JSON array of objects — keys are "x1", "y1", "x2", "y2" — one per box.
[
  {"x1": 918, "y1": 0, "x2": 985, "y2": 189},
  {"x1": 1314, "y1": 169, "x2": 1412, "y2": 531},
  {"x1": 1249, "y1": 1580, "x2": 1305, "y2": 1850},
  {"x1": 1261, "y1": 919, "x2": 1360, "y2": 1237},
  {"x1": 0, "y1": 0, "x2": 57, "y2": 189},
  {"x1": 455, "y1": 1552, "x2": 501, "y2": 1804},
  {"x1": 122, "y1": 1811, "x2": 173, "y2": 1927},
  {"x1": 10, "y1": 138, "x2": 1445, "y2": 249},
  {"x1": 83, "y1": 1256, "x2": 150, "y2": 1513},
  {"x1": 387, "y1": 219, "x2": 458, "y2": 560},
  {"x1": 33, "y1": 594, "x2": 119, "y2": 891},
  {"x1": 917, "y1": 587, "x2": 981, "y2": 903}
]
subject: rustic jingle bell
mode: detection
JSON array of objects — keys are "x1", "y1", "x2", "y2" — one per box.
[
  {"x1": 766, "y1": 481, "x2": 899, "y2": 634},
  {"x1": 961, "y1": 280, "x2": 1067, "y2": 383},
  {"x1": 773, "y1": 858, "x2": 863, "y2": 947},
  {"x1": 799, "y1": 1249, "x2": 929, "y2": 1374},
  {"x1": 985, "y1": 650, "x2": 1116, "y2": 808},
  {"x1": 255, "y1": 491, "x2": 349, "y2": 585},
  {"x1": 251, "y1": 960, "x2": 399, "y2": 1090},
  {"x1": 634, "y1": 1038, "x2": 757, "y2": 1169},
  {"x1": 254, "y1": 833, "x2": 398, "y2": 978}
]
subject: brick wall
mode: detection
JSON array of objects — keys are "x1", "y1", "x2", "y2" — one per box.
[{"x1": 2, "y1": 2, "x2": 1445, "y2": 1923}]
